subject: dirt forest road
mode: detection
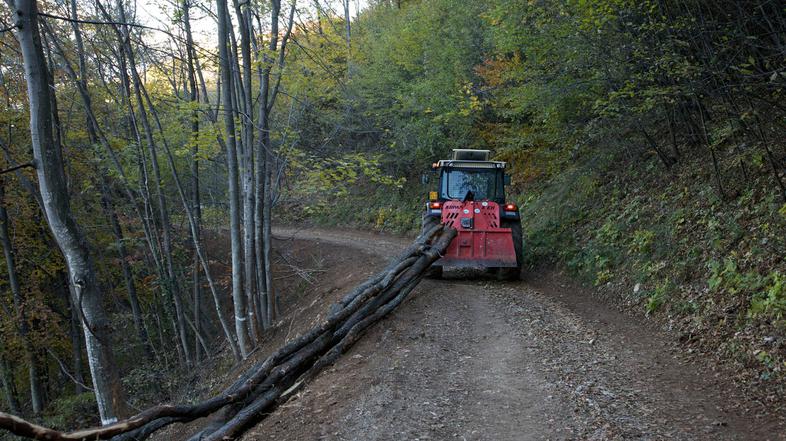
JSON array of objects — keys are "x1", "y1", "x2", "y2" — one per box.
[{"x1": 247, "y1": 228, "x2": 785, "y2": 441}]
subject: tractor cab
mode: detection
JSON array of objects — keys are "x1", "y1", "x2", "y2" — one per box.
[
  {"x1": 433, "y1": 150, "x2": 507, "y2": 204},
  {"x1": 422, "y1": 149, "x2": 523, "y2": 280}
]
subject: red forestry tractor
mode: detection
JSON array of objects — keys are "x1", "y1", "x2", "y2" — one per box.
[{"x1": 421, "y1": 149, "x2": 523, "y2": 280}]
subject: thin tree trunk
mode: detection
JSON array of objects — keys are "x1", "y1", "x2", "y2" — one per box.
[
  {"x1": 253, "y1": 16, "x2": 270, "y2": 331},
  {"x1": 181, "y1": 0, "x2": 203, "y2": 362},
  {"x1": 343, "y1": 0, "x2": 351, "y2": 59},
  {"x1": 0, "y1": 181, "x2": 44, "y2": 414},
  {"x1": 170, "y1": 4, "x2": 242, "y2": 359},
  {"x1": 114, "y1": 0, "x2": 192, "y2": 365},
  {"x1": 12, "y1": 0, "x2": 123, "y2": 423},
  {"x1": 257, "y1": 0, "x2": 280, "y2": 328},
  {"x1": 696, "y1": 98, "x2": 725, "y2": 198},
  {"x1": 65, "y1": 279, "x2": 86, "y2": 395},
  {"x1": 262, "y1": 148, "x2": 276, "y2": 324},
  {"x1": 233, "y1": 0, "x2": 262, "y2": 343},
  {"x1": 0, "y1": 350, "x2": 19, "y2": 414},
  {"x1": 136, "y1": 77, "x2": 242, "y2": 362},
  {"x1": 254, "y1": 0, "x2": 296, "y2": 327},
  {"x1": 98, "y1": 178, "x2": 154, "y2": 360},
  {"x1": 217, "y1": 0, "x2": 251, "y2": 358}
]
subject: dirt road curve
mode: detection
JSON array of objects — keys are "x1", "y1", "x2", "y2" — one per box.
[{"x1": 247, "y1": 228, "x2": 784, "y2": 441}]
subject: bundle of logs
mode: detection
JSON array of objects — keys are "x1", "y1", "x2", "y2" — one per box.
[{"x1": 0, "y1": 224, "x2": 456, "y2": 441}]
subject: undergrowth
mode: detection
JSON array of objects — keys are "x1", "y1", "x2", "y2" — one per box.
[{"x1": 520, "y1": 148, "x2": 786, "y2": 395}]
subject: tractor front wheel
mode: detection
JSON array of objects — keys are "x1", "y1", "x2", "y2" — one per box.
[
  {"x1": 420, "y1": 211, "x2": 440, "y2": 237},
  {"x1": 421, "y1": 212, "x2": 443, "y2": 278},
  {"x1": 497, "y1": 220, "x2": 523, "y2": 281}
]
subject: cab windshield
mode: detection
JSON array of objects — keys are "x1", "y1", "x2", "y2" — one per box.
[{"x1": 440, "y1": 168, "x2": 504, "y2": 201}]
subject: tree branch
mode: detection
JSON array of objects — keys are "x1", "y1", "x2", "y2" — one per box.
[{"x1": 0, "y1": 161, "x2": 35, "y2": 175}]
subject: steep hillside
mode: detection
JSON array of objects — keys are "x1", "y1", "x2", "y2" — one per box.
[{"x1": 277, "y1": 0, "x2": 786, "y2": 405}]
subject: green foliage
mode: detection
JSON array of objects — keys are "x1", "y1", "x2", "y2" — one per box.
[
  {"x1": 749, "y1": 273, "x2": 786, "y2": 321},
  {"x1": 43, "y1": 393, "x2": 99, "y2": 430},
  {"x1": 645, "y1": 282, "x2": 670, "y2": 316},
  {"x1": 284, "y1": 149, "x2": 405, "y2": 200},
  {"x1": 707, "y1": 257, "x2": 768, "y2": 297},
  {"x1": 282, "y1": 184, "x2": 421, "y2": 235},
  {"x1": 630, "y1": 230, "x2": 655, "y2": 255}
]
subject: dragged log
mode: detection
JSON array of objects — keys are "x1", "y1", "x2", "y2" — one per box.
[{"x1": 0, "y1": 225, "x2": 456, "y2": 441}]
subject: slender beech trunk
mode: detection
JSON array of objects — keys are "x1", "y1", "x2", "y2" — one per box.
[
  {"x1": 217, "y1": 0, "x2": 251, "y2": 358},
  {"x1": 0, "y1": 350, "x2": 19, "y2": 413},
  {"x1": 257, "y1": 1, "x2": 282, "y2": 328},
  {"x1": 12, "y1": 0, "x2": 123, "y2": 423},
  {"x1": 262, "y1": 130, "x2": 276, "y2": 325},
  {"x1": 233, "y1": 0, "x2": 261, "y2": 342},
  {"x1": 98, "y1": 178, "x2": 154, "y2": 360},
  {"x1": 0, "y1": 189, "x2": 43, "y2": 414},
  {"x1": 0, "y1": 182, "x2": 43, "y2": 414},
  {"x1": 256, "y1": 50, "x2": 273, "y2": 328},
  {"x1": 343, "y1": 0, "x2": 351, "y2": 58},
  {"x1": 181, "y1": 0, "x2": 204, "y2": 362},
  {"x1": 57, "y1": 5, "x2": 155, "y2": 361},
  {"x1": 174, "y1": 4, "x2": 242, "y2": 359},
  {"x1": 64, "y1": 278, "x2": 86, "y2": 395},
  {"x1": 255, "y1": 0, "x2": 296, "y2": 326},
  {"x1": 114, "y1": 1, "x2": 192, "y2": 365},
  {"x1": 137, "y1": 77, "x2": 242, "y2": 362},
  {"x1": 252, "y1": 16, "x2": 269, "y2": 330}
]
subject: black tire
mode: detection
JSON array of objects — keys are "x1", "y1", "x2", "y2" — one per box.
[
  {"x1": 421, "y1": 212, "x2": 443, "y2": 278},
  {"x1": 420, "y1": 211, "x2": 440, "y2": 237},
  {"x1": 425, "y1": 264, "x2": 443, "y2": 279},
  {"x1": 497, "y1": 219, "x2": 523, "y2": 281}
]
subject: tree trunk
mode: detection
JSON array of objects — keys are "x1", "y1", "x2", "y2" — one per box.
[
  {"x1": 233, "y1": 0, "x2": 262, "y2": 343},
  {"x1": 253, "y1": 15, "x2": 271, "y2": 330},
  {"x1": 181, "y1": 0, "x2": 204, "y2": 362},
  {"x1": 217, "y1": 0, "x2": 251, "y2": 358},
  {"x1": 0, "y1": 181, "x2": 44, "y2": 414},
  {"x1": 181, "y1": 0, "x2": 237, "y2": 359},
  {"x1": 136, "y1": 78, "x2": 242, "y2": 362},
  {"x1": 12, "y1": 0, "x2": 123, "y2": 424},
  {"x1": 344, "y1": 0, "x2": 351, "y2": 56},
  {"x1": 64, "y1": 276, "x2": 86, "y2": 395},
  {"x1": 262, "y1": 148, "x2": 276, "y2": 324},
  {"x1": 255, "y1": 0, "x2": 296, "y2": 325},
  {"x1": 98, "y1": 178, "x2": 154, "y2": 360},
  {"x1": 114, "y1": 0, "x2": 192, "y2": 365},
  {"x1": 0, "y1": 350, "x2": 19, "y2": 414}
]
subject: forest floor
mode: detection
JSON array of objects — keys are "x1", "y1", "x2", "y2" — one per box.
[{"x1": 171, "y1": 227, "x2": 786, "y2": 441}]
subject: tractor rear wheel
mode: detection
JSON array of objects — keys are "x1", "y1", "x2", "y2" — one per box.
[{"x1": 497, "y1": 220, "x2": 523, "y2": 281}]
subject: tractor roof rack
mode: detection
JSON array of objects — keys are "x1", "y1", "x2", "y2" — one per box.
[
  {"x1": 433, "y1": 149, "x2": 505, "y2": 169},
  {"x1": 452, "y1": 149, "x2": 490, "y2": 161},
  {"x1": 436, "y1": 160, "x2": 506, "y2": 169}
]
